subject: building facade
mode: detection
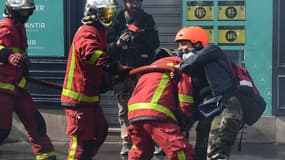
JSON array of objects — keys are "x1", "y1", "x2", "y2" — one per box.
[{"x1": 2, "y1": 0, "x2": 285, "y2": 143}]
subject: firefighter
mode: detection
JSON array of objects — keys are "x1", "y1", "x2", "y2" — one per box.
[
  {"x1": 127, "y1": 55, "x2": 194, "y2": 160},
  {"x1": 0, "y1": 0, "x2": 56, "y2": 160},
  {"x1": 60, "y1": 0, "x2": 123, "y2": 159},
  {"x1": 178, "y1": 26, "x2": 244, "y2": 160},
  {"x1": 107, "y1": 0, "x2": 160, "y2": 155}
]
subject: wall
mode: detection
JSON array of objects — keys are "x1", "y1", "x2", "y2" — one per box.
[
  {"x1": 182, "y1": 0, "x2": 273, "y2": 115},
  {"x1": 245, "y1": 0, "x2": 273, "y2": 115},
  {"x1": 5, "y1": 0, "x2": 284, "y2": 144}
]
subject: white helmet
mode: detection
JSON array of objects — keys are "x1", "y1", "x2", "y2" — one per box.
[
  {"x1": 6, "y1": 0, "x2": 35, "y2": 10},
  {"x1": 82, "y1": 0, "x2": 118, "y2": 27},
  {"x1": 4, "y1": 0, "x2": 35, "y2": 23}
]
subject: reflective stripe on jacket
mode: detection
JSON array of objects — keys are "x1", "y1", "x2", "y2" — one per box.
[
  {"x1": 128, "y1": 57, "x2": 193, "y2": 123},
  {"x1": 61, "y1": 24, "x2": 109, "y2": 106},
  {"x1": 0, "y1": 18, "x2": 28, "y2": 94}
]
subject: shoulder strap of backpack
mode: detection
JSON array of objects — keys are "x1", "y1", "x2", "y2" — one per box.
[{"x1": 227, "y1": 61, "x2": 240, "y2": 89}]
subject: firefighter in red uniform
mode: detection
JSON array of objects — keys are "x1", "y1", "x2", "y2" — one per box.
[
  {"x1": 61, "y1": 0, "x2": 121, "y2": 159},
  {"x1": 127, "y1": 55, "x2": 194, "y2": 160},
  {"x1": 0, "y1": 0, "x2": 56, "y2": 160}
]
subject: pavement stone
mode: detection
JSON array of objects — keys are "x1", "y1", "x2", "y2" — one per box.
[{"x1": 0, "y1": 140, "x2": 284, "y2": 160}]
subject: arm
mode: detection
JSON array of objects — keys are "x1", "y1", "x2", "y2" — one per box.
[
  {"x1": 177, "y1": 73, "x2": 194, "y2": 119},
  {"x1": 180, "y1": 44, "x2": 224, "y2": 71},
  {"x1": 0, "y1": 28, "x2": 28, "y2": 68},
  {"x1": 107, "y1": 19, "x2": 121, "y2": 51},
  {"x1": 75, "y1": 26, "x2": 110, "y2": 67},
  {"x1": 176, "y1": 73, "x2": 194, "y2": 137},
  {"x1": 107, "y1": 11, "x2": 126, "y2": 60},
  {"x1": 0, "y1": 27, "x2": 12, "y2": 63}
]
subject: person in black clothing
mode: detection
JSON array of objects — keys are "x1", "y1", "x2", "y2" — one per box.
[
  {"x1": 107, "y1": 0, "x2": 160, "y2": 155},
  {"x1": 174, "y1": 26, "x2": 214, "y2": 160},
  {"x1": 177, "y1": 26, "x2": 244, "y2": 160}
]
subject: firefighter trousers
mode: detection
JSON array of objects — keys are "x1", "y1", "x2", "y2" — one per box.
[
  {"x1": 65, "y1": 105, "x2": 108, "y2": 160},
  {"x1": 128, "y1": 121, "x2": 194, "y2": 160},
  {"x1": 0, "y1": 89, "x2": 56, "y2": 160}
]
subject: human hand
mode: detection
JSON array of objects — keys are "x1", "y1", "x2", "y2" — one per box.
[
  {"x1": 170, "y1": 67, "x2": 181, "y2": 81},
  {"x1": 8, "y1": 53, "x2": 29, "y2": 68},
  {"x1": 117, "y1": 32, "x2": 131, "y2": 47}
]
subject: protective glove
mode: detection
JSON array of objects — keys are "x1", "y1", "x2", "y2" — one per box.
[
  {"x1": 8, "y1": 53, "x2": 29, "y2": 68},
  {"x1": 116, "y1": 32, "x2": 132, "y2": 49},
  {"x1": 119, "y1": 32, "x2": 131, "y2": 44}
]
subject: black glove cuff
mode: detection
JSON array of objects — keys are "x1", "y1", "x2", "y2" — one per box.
[{"x1": 0, "y1": 48, "x2": 11, "y2": 63}]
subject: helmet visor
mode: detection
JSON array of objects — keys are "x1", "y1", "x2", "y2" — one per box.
[{"x1": 98, "y1": 7, "x2": 117, "y2": 27}]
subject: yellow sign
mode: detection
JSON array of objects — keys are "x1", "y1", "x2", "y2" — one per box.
[
  {"x1": 187, "y1": 1, "x2": 214, "y2": 21},
  {"x1": 202, "y1": 26, "x2": 214, "y2": 43},
  {"x1": 218, "y1": 1, "x2": 246, "y2": 20},
  {"x1": 218, "y1": 26, "x2": 245, "y2": 45}
]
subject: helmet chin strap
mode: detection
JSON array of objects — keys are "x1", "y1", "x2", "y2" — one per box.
[
  {"x1": 81, "y1": 15, "x2": 113, "y2": 28},
  {"x1": 99, "y1": 20, "x2": 112, "y2": 27},
  {"x1": 81, "y1": 15, "x2": 97, "y2": 24}
]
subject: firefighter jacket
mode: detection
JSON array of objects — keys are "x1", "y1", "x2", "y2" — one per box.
[
  {"x1": 128, "y1": 57, "x2": 193, "y2": 124},
  {"x1": 0, "y1": 18, "x2": 28, "y2": 94},
  {"x1": 61, "y1": 23, "x2": 109, "y2": 107},
  {"x1": 107, "y1": 9, "x2": 160, "y2": 67},
  {"x1": 180, "y1": 44, "x2": 235, "y2": 98}
]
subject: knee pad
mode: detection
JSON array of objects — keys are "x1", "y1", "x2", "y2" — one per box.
[
  {"x1": 34, "y1": 111, "x2": 47, "y2": 136},
  {"x1": 0, "y1": 128, "x2": 11, "y2": 143}
]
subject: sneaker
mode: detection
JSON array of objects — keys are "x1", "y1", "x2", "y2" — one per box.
[
  {"x1": 208, "y1": 153, "x2": 229, "y2": 160},
  {"x1": 120, "y1": 143, "x2": 130, "y2": 155},
  {"x1": 153, "y1": 145, "x2": 164, "y2": 155}
]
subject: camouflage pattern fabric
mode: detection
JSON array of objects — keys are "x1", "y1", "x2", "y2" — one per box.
[{"x1": 207, "y1": 95, "x2": 243, "y2": 160}]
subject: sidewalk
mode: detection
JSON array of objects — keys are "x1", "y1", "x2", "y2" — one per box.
[
  {"x1": 1, "y1": 125, "x2": 284, "y2": 160},
  {"x1": 0, "y1": 140, "x2": 284, "y2": 160}
]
